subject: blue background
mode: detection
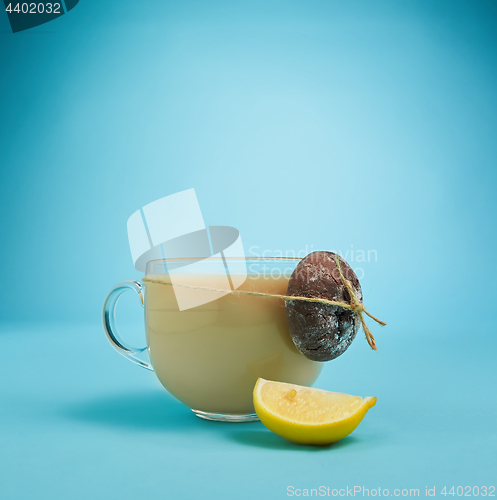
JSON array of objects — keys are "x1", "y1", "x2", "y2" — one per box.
[{"x1": 0, "y1": 1, "x2": 496, "y2": 499}]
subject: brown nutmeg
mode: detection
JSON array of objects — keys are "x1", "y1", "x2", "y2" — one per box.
[{"x1": 285, "y1": 251, "x2": 362, "y2": 362}]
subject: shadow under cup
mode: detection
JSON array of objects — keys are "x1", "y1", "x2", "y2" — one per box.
[{"x1": 103, "y1": 257, "x2": 323, "y2": 422}]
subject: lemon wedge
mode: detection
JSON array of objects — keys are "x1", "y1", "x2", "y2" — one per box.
[{"x1": 253, "y1": 378, "x2": 376, "y2": 445}]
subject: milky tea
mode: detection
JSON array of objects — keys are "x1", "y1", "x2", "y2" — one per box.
[{"x1": 144, "y1": 272, "x2": 322, "y2": 415}]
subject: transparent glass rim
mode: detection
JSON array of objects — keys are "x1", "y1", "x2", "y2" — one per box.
[{"x1": 146, "y1": 256, "x2": 302, "y2": 264}]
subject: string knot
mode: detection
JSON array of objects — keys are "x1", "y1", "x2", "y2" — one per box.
[
  {"x1": 334, "y1": 254, "x2": 385, "y2": 351},
  {"x1": 349, "y1": 303, "x2": 365, "y2": 312}
]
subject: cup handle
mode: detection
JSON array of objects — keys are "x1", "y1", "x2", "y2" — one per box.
[{"x1": 102, "y1": 280, "x2": 153, "y2": 371}]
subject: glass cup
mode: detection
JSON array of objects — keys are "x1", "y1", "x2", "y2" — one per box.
[{"x1": 103, "y1": 257, "x2": 323, "y2": 422}]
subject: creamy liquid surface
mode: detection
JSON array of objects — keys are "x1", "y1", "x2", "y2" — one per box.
[{"x1": 144, "y1": 273, "x2": 322, "y2": 414}]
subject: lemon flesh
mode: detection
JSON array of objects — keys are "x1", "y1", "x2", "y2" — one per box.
[{"x1": 253, "y1": 378, "x2": 376, "y2": 445}]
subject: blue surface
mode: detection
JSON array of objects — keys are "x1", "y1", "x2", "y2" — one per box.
[
  {"x1": 1, "y1": 0, "x2": 497, "y2": 498},
  {"x1": 0, "y1": 323, "x2": 496, "y2": 499}
]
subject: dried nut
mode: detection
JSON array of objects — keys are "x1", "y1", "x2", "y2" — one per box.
[{"x1": 285, "y1": 251, "x2": 362, "y2": 362}]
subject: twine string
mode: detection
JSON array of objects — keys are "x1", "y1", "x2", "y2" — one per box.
[
  {"x1": 142, "y1": 257, "x2": 385, "y2": 350},
  {"x1": 333, "y1": 254, "x2": 384, "y2": 350}
]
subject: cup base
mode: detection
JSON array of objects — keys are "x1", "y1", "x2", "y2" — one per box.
[{"x1": 192, "y1": 409, "x2": 259, "y2": 422}]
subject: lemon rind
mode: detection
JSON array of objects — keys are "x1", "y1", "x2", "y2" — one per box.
[{"x1": 254, "y1": 378, "x2": 376, "y2": 427}]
